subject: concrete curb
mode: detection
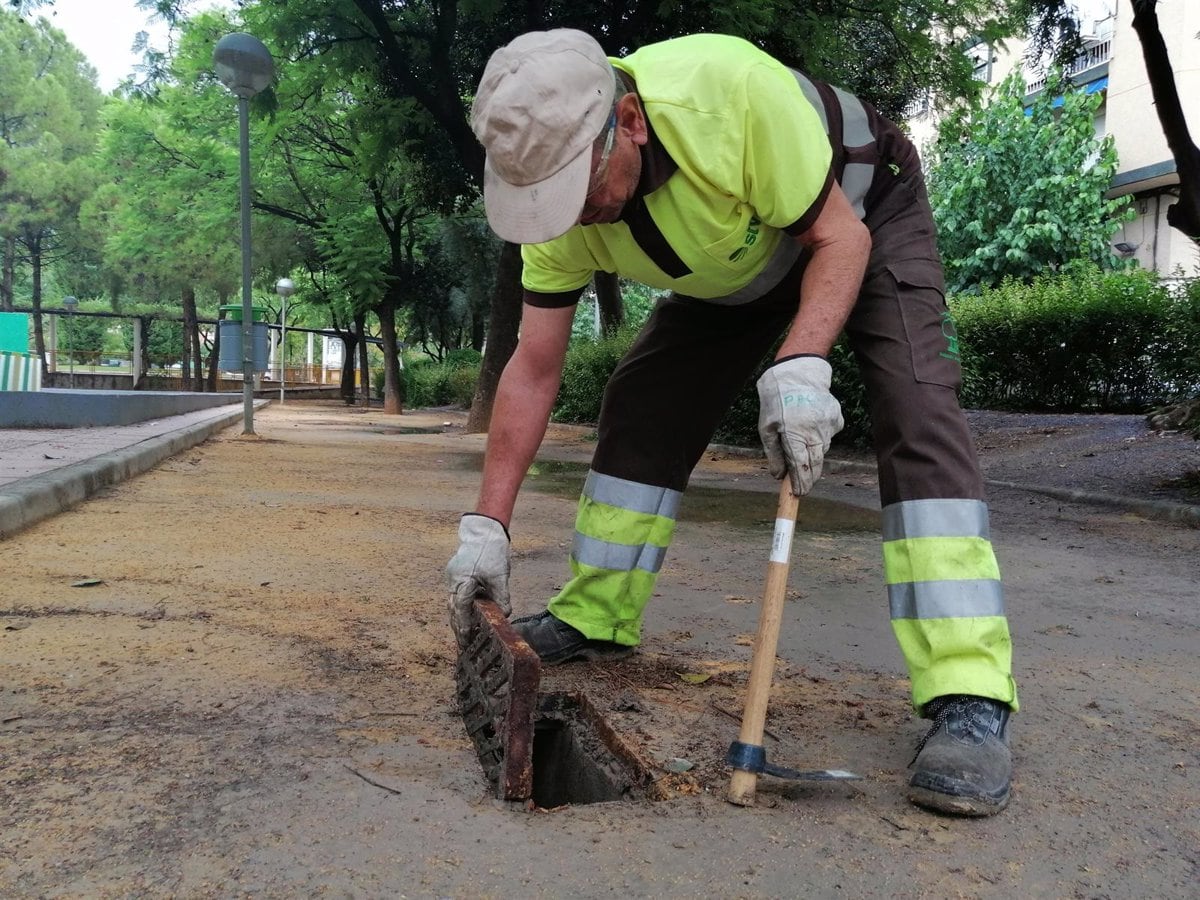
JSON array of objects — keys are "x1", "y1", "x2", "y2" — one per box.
[
  {"x1": 0, "y1": 403, "x2": 266, "y2": 541},
  {"x1": 983, "y1": 479, "x2": 1200, "y2": 526},
  {"x1": 824, "y1": 457, "x2": 1199, "y2": 527}
]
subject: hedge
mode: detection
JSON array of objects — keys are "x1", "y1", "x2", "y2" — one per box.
[{"x1": 953, "y1": 268, "x2": 1200, "y2": 412}]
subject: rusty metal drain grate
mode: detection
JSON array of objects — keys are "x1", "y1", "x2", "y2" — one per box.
[
  {"x1": 454, "y1": 597, "x2": 541, "y2": 801},
  {"x1": 454, "y1": 598, "x2": 653, "y2": 807}
]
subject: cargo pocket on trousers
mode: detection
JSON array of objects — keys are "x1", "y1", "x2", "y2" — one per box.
[{"x1": 887, "y1": 259, "x2": 962, "y2": 391}]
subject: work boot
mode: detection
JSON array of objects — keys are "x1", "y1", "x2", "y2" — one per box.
[
  {"x1": 509, "y1": 610, "x2": 633, "y2": 665},
  {"x1": 908, "y1": 695, "x2": 1012, "y2": 816}
]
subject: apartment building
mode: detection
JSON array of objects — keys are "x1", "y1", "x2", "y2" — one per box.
[{"x1": 909, "y1": 0, "x2": 1199, "y2": 277}]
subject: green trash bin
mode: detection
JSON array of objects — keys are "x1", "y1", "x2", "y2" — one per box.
[
  {"x1": 217, "y1": 304, "x2": 270, "y2": 372},
  {"x1": 219, "y1": 304, "x2": 269, "y2": 323}
]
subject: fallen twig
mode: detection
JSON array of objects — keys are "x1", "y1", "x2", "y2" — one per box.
[
  {"x1": 709, "y1": 700, "x2": 780, "y2": 742},
  {"x1": 351, "y1": 711, "x2": 419, "y2": 719},
  {"x1": 343, "y1": 764, "x2": 402, "y2": 796}
]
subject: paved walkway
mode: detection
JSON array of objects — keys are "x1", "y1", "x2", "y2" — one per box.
[{"x1": 0, "y1": 402, "x2": 265, "y2": 539}]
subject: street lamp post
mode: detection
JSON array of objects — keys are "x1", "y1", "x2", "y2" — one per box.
[
  {"x1": 275, "y1": 277, "x2": 294, "y2": 403},
  {"x1": 213, "y1": 32, "x2": 274, "y2": 435},
  {"x1": 63, "y1": 295, "x2": 78, "y2": 388}
]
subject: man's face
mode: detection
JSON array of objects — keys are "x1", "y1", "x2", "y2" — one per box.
[{"x1": 578, "y1": 95, "x2": 643, "y2": 226}]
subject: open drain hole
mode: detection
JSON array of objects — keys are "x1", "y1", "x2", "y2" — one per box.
[{"x1": 530, "y1": 693, "x2": 651, "y2": 808}]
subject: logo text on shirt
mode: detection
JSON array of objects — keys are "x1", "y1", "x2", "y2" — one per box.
[{"x1": 728, "y1": 215, "x2": 762, "y2": 263}]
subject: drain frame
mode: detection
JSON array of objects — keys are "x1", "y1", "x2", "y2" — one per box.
[
  {"x1": 531, "y1": 691, "x2": 655, "y2": 807},
  {"x1": 455, "y1": 598, "x2": 655, "y2": 807}
]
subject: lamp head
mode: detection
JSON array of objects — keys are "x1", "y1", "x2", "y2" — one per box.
[{"x1": 213, "y1": 33, "x2": 274, "y2": 99}]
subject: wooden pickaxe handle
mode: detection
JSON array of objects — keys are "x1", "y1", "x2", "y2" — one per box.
[{"x1": 727, "y1": 480, "x2": 800, "y2": 806}]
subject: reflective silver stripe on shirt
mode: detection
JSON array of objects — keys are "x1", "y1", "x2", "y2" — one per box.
[
  {"x1": 791, "y1": 71, "x2": 828, "y2": 132},
  {"x1": 881, "y1": 499, "x2": 991, "y2": 541},
  {"x1": 832, "y1": 85, "x2": 874, "y2": 147},
  {"x1": 584, "y1": 470, "x2": 682, "y2": 520},
  {"x1": 696, "y1": 237, "x2": 802, "y2": 306},
  {"x1": 888, "y1": 578, "x2": 1006, "y2": 620},
  {"x1": 791, "y1": 72, "x2": 873, "y2": 219},
  {"x1": 572, "y1": 532, "x2": 668, "y2": 574},
  {"x1": 833, "y1": 85, "x2": 873, "y2": 217}
]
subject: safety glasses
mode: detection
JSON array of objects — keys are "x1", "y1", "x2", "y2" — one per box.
[{"x1": 585, "y1": 107, "x2": 618, "y2": 199}]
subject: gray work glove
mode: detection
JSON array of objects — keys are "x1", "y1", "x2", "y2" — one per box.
[
  {"x1": 446, "y1": 514, "x2": 511, "y2": 632},
  {"x1": 756, "y1": 355, "x2": 844, "y2": 496}
]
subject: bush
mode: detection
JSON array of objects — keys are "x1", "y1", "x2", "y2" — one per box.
[
  {"x1": 448, "y1": 365, "x2": 479, "y2": 407},
  {"x1": 951, "y1": 266, "x2": 1192, "y2": 411},
  {"x1": 445, "y1": 347, "x2": 483, "y2": 370},
  {"x1": 1156, "y1": 277, "x2": 1200, "y2": 398},
  {"x1": 553, "y1": 326, "x2": 639, "y2": 423},
  {"x1": 401, "y1": 355, "x2": 480, "y2": 408}
]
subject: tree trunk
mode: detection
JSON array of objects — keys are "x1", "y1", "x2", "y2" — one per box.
[
  {"x1": 1131, "y1": 0, "x2": 1200, "y2": 238},
  {"x1": 356, "y1": 310, "x2": 371, "y2": 408},
  {"x1": 471, "y1": 300, "x2": 486, "y2": 352},
  {"x1": 28, "y1": 234, "x2": 47, "y2": 377},
  {"x1": 339, "y1": 331, "x2": 359, "y2": 405},
  {"x1": 378, "y1": 294, "x2": 403, "y2": 414},
  {"x1": 137, "y1": 317, "x2": 151, "y2": 384},
  {"x1": 1, "y1": 236, "x2": 14, "y2": 312},
  {"x1": 206, "y1": 327, "x2": 219, "y2": 391},
  {"x1": 181, "y1": 286, "x2": 199, "y2": 391},
  {"x1": 1131, "y1": 0, "x2": 1200, "y2": 434},
  {"x1": 594, "y1": 271, "x2": 624, "y2": 336},
  {"x1": 466, "y1": 241, "x2": 524, "y2": 433}
]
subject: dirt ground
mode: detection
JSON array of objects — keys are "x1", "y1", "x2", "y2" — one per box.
[{"x1": 1, "y1": 401, "x2": 1197, "y2": 898}]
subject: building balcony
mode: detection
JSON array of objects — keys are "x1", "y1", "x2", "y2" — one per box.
[{"x1": 1025, "y1": 38, "x2": 1112, "y2": 94}]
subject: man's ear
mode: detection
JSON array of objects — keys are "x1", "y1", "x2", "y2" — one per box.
[{"x1": 618, "y1": 93, "x2": 648, "y2": 146}]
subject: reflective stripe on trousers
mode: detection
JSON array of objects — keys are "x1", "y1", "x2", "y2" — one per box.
[
  {"x1": 547, "y1": 470, "x2": 681, "y2": 646},
  {"x1": 883, "y1": 499, "x2": 1018, "y2": 711}
]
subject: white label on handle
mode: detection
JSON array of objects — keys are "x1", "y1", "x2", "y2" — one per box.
[{"x1": 770, "y1": 518, "x2": 794, "y2": 564}]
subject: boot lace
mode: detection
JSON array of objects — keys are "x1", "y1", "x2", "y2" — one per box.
[{"x1": 909, "y1": 694, "x2": 976, "y2": 766}]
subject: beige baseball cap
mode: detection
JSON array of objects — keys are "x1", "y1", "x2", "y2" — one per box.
[{"x1": 471, "y1": 29, "x2": 615, "y2": 244}]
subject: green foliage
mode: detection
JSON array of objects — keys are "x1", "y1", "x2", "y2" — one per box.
[
  {"x1": 400, "y1": 352, "x2": 481, "y2": 408},
  {"x1": 570, "y1": 281, "x2": 662, "y2": 344},
  {"x1": 1156, "y1": 275, "x2": 1200, "y2": 397},
  {"x1": 445, "y1": 347, "x2": 483, "y2": 370},
  {"x1": 553, "y1": 326, "x2": 640, "y2": 423},
  {"x1": 400, "y1": 220, "x2": 498, "y2": 360},
  {"x1": 54, "y1": 311, "x2": 107, "y2": 359},
  {"x1": 951, "y1": 266, "x2": 1198, "y2": 411},
  {"x1": 928, "y1": 71, "x2": 1133, "y2": 293},
  {"x1": 0, "y1": 10, "x2": 103, "y2": 308}
]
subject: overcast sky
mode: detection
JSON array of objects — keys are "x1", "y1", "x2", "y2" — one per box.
[{"x1": 42, "y1": 0, "x2": 231, "y2": 93}]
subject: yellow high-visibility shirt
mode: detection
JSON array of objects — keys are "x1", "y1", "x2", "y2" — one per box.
[{"x1": 521, "y1": 33, "x2": 833, "y2": 302}]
